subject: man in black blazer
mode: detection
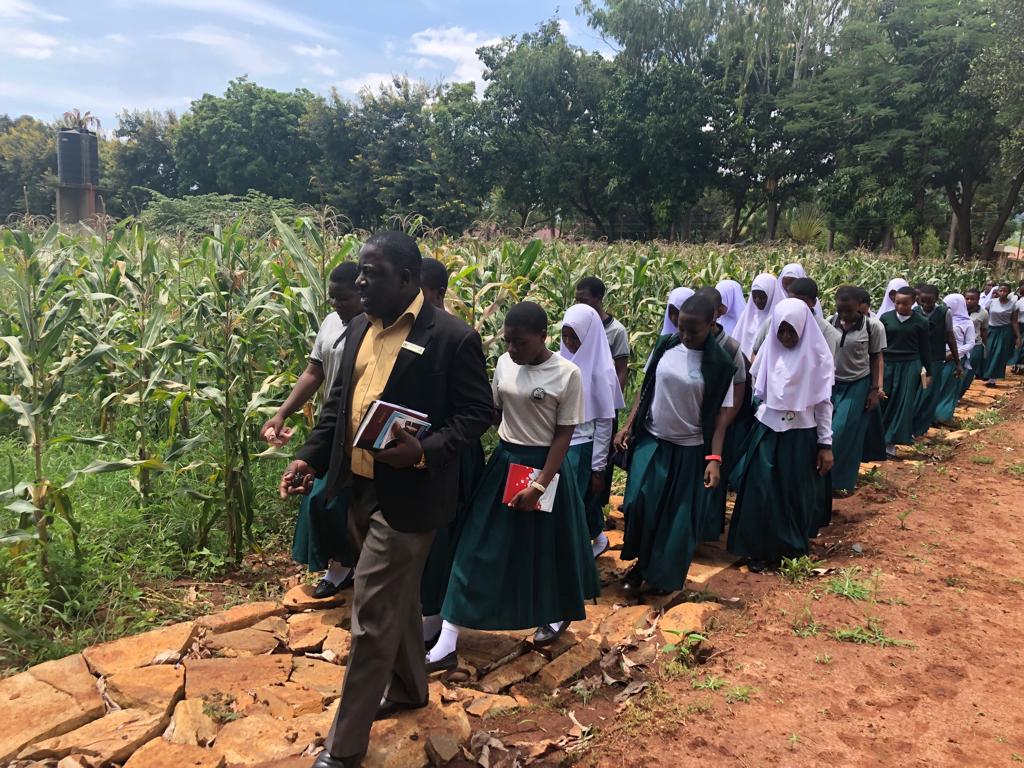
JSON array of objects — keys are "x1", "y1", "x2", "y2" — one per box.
[{"x1": 280, "y1": 232, "x2": 492, "y2": 768}]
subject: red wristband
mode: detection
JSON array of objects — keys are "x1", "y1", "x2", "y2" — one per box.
[{"x1": 705, "y1": 454, "x2": 722, "y2": 463}]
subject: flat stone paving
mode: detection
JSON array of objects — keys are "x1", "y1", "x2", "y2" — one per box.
[{"x1": 2, "y1": 377, "x2": 1012, "y2": 767}]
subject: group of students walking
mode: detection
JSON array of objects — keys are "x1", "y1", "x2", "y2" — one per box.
[{"x1": 268, "y1": 259, "x2": 1024, "y2": 666}]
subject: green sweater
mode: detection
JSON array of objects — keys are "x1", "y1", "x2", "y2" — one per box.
[{"x1": 880, "y1": 310, "x2": 932, "y2": 376}]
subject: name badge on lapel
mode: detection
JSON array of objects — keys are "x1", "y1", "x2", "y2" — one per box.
[{"x1": 401, "y1": 340, "x2": 426, "y2": 356}]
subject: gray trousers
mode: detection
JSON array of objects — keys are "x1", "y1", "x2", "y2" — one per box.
[{"x1": 326, "y1": 477, "x2": 435, "y2": 760}]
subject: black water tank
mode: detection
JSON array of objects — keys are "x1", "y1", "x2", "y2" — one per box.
[
  {"x1": 82, "y1": 131, "x2": 99, "y2": 186},
  {"x1": 57, "y1": 130, "x2": 84, "y2": 185}
]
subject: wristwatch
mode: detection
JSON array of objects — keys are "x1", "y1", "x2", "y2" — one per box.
[
  {"x1": 529, "y1": 480, "x2": 547, "y2": 494},
  {"x1": 414, "y1": 451, "x2": 427, "y2": 470}
]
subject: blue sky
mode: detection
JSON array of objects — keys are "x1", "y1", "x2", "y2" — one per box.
[{"x1": 1, "y1": 0, "x2": 615, "y2": 130}]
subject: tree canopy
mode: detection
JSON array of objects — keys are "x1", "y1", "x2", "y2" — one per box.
[{"x1": 0, "y1": 0, "x2": 1021, "y2": 258}]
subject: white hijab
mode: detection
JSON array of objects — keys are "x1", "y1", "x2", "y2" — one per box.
[
  {"x1": 778, "y1": 263, "x2": 823, "y2": 318},
  {"x1": 751, "y1": 298, "x2": 835, "y2": 412},
  {"x1": 660, "y1": 287, "x2": 694, "y2": 335},
  {"x1": 716, "y1": 279, "x2": 745, "y2": 337},
  {"x1": 560, "y1": 304, "x2": 625, "y2": 422},
  {"x1": 944, "y1": 293, "x2": 974, "y2": 337},
  {"x1": 878, "y1": 278, "x2": 909, "y2": 315},
  {"x1": 733, "y1": 273, "x2": 777, "y2": 358}
]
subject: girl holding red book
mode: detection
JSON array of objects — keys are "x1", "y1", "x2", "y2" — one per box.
[{"x1": 425, "y1": 302, "x2": 600, "y2": 672}]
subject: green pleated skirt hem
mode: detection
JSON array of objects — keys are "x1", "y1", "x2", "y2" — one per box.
[
  {"x1": 442, "y1": 442, "x2": 600, "y2": 630},
  {"x1": 912, "y1": 360, "x2": 950, "y2": 437},
  {"x1": 727, "y1": 423, "x2": 829, "y2": 563},
  {"x1": 621, "y1": 435, "x2": 706, "y2": 592},
  {"x1": 291, "y1": 476, "x2": 352, "y2": 573},
  {"x1": 881, "y1": 359, "x2": 922, "y2": 446},
  {"x1": 1010, "y1": 323, "x2": 1024, "y2": 366},
  {"x1": 960, "y1": 345, "x2": 985, "y2": 397},
  {"x1": 981, "y1": 325, "x2": 1014, "y2": 380},
  {"x1": 563, "y1": 442, "x2": 600, "y2": 539},
  {"x1": 831, "y1": 376, "x2": 871, "y2": 493},
  {"x1": 933, "y1": 360, "x2": 965, "y2": 423},
  {"x1": 421, "y1": 442, "x2": 486, "y2": 616}
]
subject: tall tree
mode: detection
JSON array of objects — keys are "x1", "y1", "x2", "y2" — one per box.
[
  {"x1": 174, "y1": 78, "x2": 319, "y2": 201},
  {"x1": 479, "y1": 21, "x2": 617, "y2": 236},
  {"x1": 0, "y1": 115, "x2": 56, "y2": 219},
  {"x1": 103, "y1": 110, "x2": 179, "y2": 216}
]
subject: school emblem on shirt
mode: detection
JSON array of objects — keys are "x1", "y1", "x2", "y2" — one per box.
[{"x1": 531, "y1": 387, "x2": 547, "y2": 401}]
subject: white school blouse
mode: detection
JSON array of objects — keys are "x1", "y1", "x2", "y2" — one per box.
[
  {"x1": 755, "y1": 401, "x2": 833, "y2": 446},
  {"x1": 493, "y1": 352, "x2": 585, "y2": 447},
  {"x1": 646, "y1": 345, "x2": 734, "y2": 447}
]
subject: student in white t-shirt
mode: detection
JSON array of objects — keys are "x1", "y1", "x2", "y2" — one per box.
[
  {"x1": 427, "y1": 302, "x2": 601, "y2": 672},
  {"x1": 261, "y1": 263, "x2": 363, "y2": 599},
  {"x1": 613, "y1": 294, "x2": 738, "y2": 597}
]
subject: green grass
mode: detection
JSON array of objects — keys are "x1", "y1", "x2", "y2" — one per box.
[
  {"x1": 724, "y1": 685, "x2": 758, "y2": 704},
  {"x1": 0, "y1": 430, "x2": 296, "y2": 670},
  {"x1": 832, "y1": 618, "x2": 915, "y2": 648},
  {"x1": 792, "y1": 608, "x2": 822, "y2": 638},
  {"x1": 779, "y1": 555, "x2": 822, "y2": 583},
  {"x1": 814, "y1": 653, "x2": 832, "y2": 665},
  {"x1": 962, "y1": 409, "x2": 1004, "y2": 430},
  {"x1": 1006, "y1": 463, "x2": 1024, "y2": 478},
  {"x1": 691, "y1": 674, "x2": 728, "y2": 691},
  {"x1": 825, "y1": 568, "x2": 875, "y2": 601},
  {"x1": 971, "y1": 456, "x2": 996, "y2": 465}
]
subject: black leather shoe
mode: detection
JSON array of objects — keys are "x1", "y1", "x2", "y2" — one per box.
[
  {"x1": 375, "y1": 696, "x2": 428, "y2": 720},
  {"x1": 312, "y1": 578, "x2": 342, "y2": 599},
  {"x1": 312, "y1": 750, "x2": 364, "y2": 768},
  {"x1": 533, "y1": 620, "x2": 571, "y2": 646},
  {"x1": 621, "y1": 565, "x2": 643, "y2": 596},
  {"x1": 424, "y1": 650, "x2": 458, "y2": 674},
  {"x1": 424, "y1": 629, "x2": 441, "y2": 651}
]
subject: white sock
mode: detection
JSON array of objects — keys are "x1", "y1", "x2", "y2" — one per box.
[
  {"x1": 426, "y1": 621, "x2": 460, "y2": 662},
  {"x1": 592, "y1": 532, "x2": 609, "y2": 557},
  {"x1": 324, "y1": 560, "x2": 351, "y2": 586},
  {"x1": 422, "y1": 614, "x2": 442, "y2": 642}
]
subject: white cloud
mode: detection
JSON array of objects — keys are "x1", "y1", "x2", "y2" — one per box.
[
  {"x1": 313, "y1": 62, "x2": 336, "y2": 77},
  {"x1": 137, "y1": 0, "x2": 330, "y2": 40},
  {"x1": 409, "y1": 26, "x2": 499, "y2": 88},
  {"x1": 557, "y1": 18, "x2": 573, "y2": 36},
  {"x1": 105, "y1": 33, "x2": 131, "y2": 45},
  {"x1": 337, "y1": 72, "x2": 394, "y2": 94},
  {"x1": 1, "y1": 27, "x2": 59, "y2": 59},
  {"x1": 0, "y1": 0, "x2": 68, "y2": 22},
  {"x1": 158, "y1": 24, "x2": 288, "y2": 76},
  {"x1": 290, "y1": 43, "x2": 339, "y2": 58}
]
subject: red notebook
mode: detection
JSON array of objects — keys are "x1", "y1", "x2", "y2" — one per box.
[{"x1": 502, "y1": 463, "x2": 560, "y2": 512}]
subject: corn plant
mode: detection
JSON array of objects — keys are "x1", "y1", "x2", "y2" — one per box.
[
  {"x1": 185, "y1": 223, "x2": 289, "y2": 560},
  {"x1": 0, "y1": 225, "x2": 161, "y2": 593}
]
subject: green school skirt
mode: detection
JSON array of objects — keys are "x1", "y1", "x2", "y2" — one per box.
[
  {"x1": 563, "y1": 441, "x2": 598, "y2": 539},
  {"x1": 700, "y1": 411, "x2": 753, "y2": 542},
  {"x1": 1010, "y1": 323, "x2": 1024, "y2": 366},
  {"x1": 831, "y1": 376, "x2": 871, "y2": 493},
  {"x1": 960, "y1": 345, "x2": 985, "y2": 397},
  {"x1": 620, "y1": 435, "x2": 707, "y2": 592},
  {"x1": 881, "y1": 360, "x2": 922, "y2": 446},
  {"x1": 291, "y1": 477, "x2": 352, "y2": 573},
  {"x1": 421, "y1": 442, "x2": 486, "y2": 616},
  {"x1": 726, "y1": 423, "x2": 830, "y2": 563},
  {"x1": 981, "y1": 325, "x2": 1015, "y2": 380},
  {"x1": 934, "y1": 360, "x2": 965, "y2": 423},
  {"x1": 442, "y1": 442, "x2": 600, "y2": 630},
  {"x1": 912, "y1": 360, "x2": 950, "y2": 437}
]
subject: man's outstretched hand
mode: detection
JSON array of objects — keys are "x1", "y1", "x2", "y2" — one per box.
[
  {"x1": 280, "y1": 460, "x2": 315, "y2": 498},
  {"x1": 375, "y1": 421, "x2": 424, "y2": 469}
]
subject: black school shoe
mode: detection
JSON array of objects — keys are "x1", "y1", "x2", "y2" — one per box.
[
  {"x1": 621, "y1": 565, "x2": 644, "y2": 597},
  {"x1": 375, "y1": 696, "x2": 428, "y2": 720},
  {"x1": 534, "y1": 621, "x2": 571, "y2": 646},
  {"x1": 424, "y1": 650, "x2": 458, "y2": 674},
  {"x1": 312, "y1": 570, "x2": 354, "y2": 599}
]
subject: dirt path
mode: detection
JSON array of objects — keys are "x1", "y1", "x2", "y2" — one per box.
[{"x1": 576, "y1": 381, "x2": 1024, "y2": 767}]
